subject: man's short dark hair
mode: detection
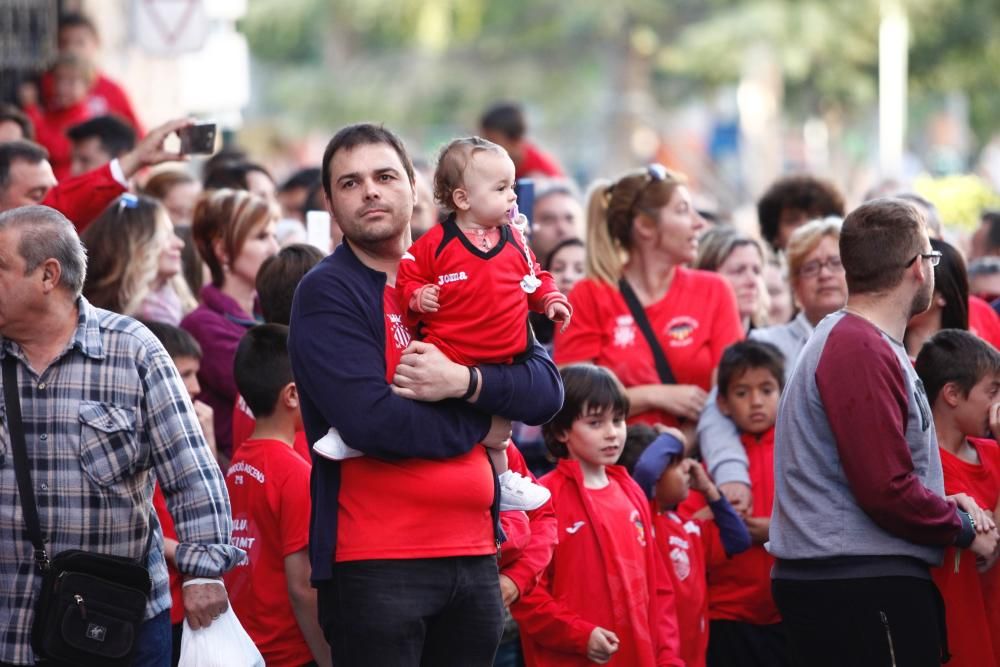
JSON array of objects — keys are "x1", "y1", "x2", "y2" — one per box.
[
  {"x1": 141, "y1": 320, "x2": 202, "y2": 360},
  {"x1": 0, "y1": 104, "x2": 34, "y2": 141},
  {"x1": 203, "y1": 161, "x2": 273, "y2": 192},
  {"x1": 67, "y1": 115, "x2": 137, "y2": 159},
  {"x1": 480, "y1": 103, "x2": 526, "y2": 141},
  {"x1": 279, "y1": 167, "x2": 321, "y2": 194},
  {"x1": 0, "y1": 141, "x2": 49, "y2": 191},
  {"x1": 256, "y1": 243, "x2": 325, "y2": 325},
  {"x1": 58, "y1": 11, "x2": 99, "y2": 36},
  {"x1": 321, "y1": 123, "x2": 415, "y2": 202},
  {"x1": 840, "y1": 198, "x2": 925, "y2": 295},
  {"x1": 757, "y1": 175, "x2": 845, "y2": 246},
  {"x1": 717, "y1": 340, "x2": 786, "y2": 397},
  {"x1": 233, "y1": 324, "x2": 293, "y2": 418},
  {"x1": 916, "y1": 329, "x2": 1000, "y2": 405}
]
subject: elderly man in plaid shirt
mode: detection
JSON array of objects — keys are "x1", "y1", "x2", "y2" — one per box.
[{"x1": 0, "y1": 205, "x2": 242, "y2": 666}]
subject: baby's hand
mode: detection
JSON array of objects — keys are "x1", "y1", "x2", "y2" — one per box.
[
  {"x1": 413, "y1": 285, "x2": 441, "y2": 313},
  {"x1": 547, "y1": 301, "x2": 572, "y2": 332}
]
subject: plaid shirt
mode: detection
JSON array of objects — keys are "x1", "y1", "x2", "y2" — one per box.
[{"x1": 0, "y1": 299, "x2": 243, "y2": 665}]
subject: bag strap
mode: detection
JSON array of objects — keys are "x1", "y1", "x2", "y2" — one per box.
[
  {"x1": 618, "y1": 278, "x2": 677, "y2": 385},
  {"x1": 3, "y1": 355, "x2": 155, "y2": 571},
  {"x1": 3, "y1": 355, "x2": 50, "y2": 571}
]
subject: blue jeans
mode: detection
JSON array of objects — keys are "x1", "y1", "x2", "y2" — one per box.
[
  {"x1": 317, "y1": 556, "x2": 504, "y2": 667},
  {"x1": 130, "y1": 609, "x2": 172, "y2": 667}
]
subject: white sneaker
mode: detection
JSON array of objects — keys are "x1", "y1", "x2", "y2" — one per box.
[
  {"x1": 498, "y1": 470, "x2": 551, "y2": 511},
  {"x1": 312, "y1": 427, "x2": 364, "y2": 461}
]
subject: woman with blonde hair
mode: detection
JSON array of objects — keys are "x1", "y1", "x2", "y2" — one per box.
[
  {"x1": 554, "y1": 164, "x2": 743, "y2": 436},
  {"x1": 82, "y1": 193, "x2": 195, "y2": 324},
  {"x1": 695, "y1": 226, "x2": 769, "y2": 332},
  {"x1": 181, "y1": 188, "x2": 280, "y2": 460}
]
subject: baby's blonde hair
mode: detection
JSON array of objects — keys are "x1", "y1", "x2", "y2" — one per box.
[{"x1": 433, "y1": 136, "x2": 506, "y2": 212}]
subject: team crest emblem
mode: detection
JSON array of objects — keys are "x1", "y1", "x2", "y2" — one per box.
[
  {"x1": 630, "y1": 509, "x2": 647, "y2": 547},
  {"x1": 670, "y1": 546, "x2": 691, "y2": 580},
  {"x1": 664, "y1": 316, "x2": 698, "y2": 347},
  {"x1": 388, "y1": 313, "x2": 411, "y2": 350},
  {"x1": 613, "y1": 315, "x2": 636, "y2": 348}
]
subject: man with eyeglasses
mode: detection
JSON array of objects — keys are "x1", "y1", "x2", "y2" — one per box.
[{"x1": 768, "y1": 198, "x2": 1000, "y2": 667}]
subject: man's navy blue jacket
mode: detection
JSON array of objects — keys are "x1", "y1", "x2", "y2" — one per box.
[{"x1": 289, "y1": 240, "x2": 564, "y2": 581}]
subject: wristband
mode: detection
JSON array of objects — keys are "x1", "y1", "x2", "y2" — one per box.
[
  {"x1": 182, "y1": 578, "x2": 225, "y2": 588},
  {"x1": 461, "y1": 366, "x2": 479, "y2": 401}
]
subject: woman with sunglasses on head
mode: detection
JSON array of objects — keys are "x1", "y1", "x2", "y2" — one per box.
[
  {"x1": 553, "y1": 165, "x2": 743, "y2": 444},
  {"x1": 81, "y1": 193, "x2": 195, "y2": 326}
]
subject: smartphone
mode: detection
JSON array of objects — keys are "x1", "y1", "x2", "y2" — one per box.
[
  {"x1": 177, "y1": 123, "x2": 217, "y2": 155},
  {"x1": 514, "y1": 178, "x2": 534, "y2": 224},
  {"x1": 305, "y1": 210, "x2": 332, "y2": 252}
]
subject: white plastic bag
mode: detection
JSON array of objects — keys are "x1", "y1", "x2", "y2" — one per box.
[{"x1": 178, "y1": 606, "x2": 264, "y2": 667}]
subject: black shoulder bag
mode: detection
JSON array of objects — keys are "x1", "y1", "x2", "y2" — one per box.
[
  {"x1": 618, "y1": 278, "x2": 677, "y2": 385},
  {"x1": 4, "y1": 355, "x2": 153, "y2": 667}
]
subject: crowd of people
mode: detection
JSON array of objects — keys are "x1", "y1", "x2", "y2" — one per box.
[{"x1": 3, "y1": 11, "x2": 1000, "y2": 667}]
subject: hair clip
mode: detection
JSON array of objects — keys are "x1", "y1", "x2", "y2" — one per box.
[
  {"x1": 647, "y1": 163, "x2": 667, "y2": 181},
  {"x1": 117, "y1": 193, "x2": 140, "y2": 213}
]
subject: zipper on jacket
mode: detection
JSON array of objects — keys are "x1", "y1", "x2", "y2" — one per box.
[{"x1": 880, "y1": 611, "x2": 897, "y2": 667}]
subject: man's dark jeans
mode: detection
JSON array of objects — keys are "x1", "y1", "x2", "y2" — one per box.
[{"x1": 317, "y1": 555, "x2": 504, "y2": 667}]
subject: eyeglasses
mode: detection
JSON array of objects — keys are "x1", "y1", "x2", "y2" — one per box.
[
  {"x1": 797, "y1": 256, "x2": 844, "y2": 278},
  {"x1": 904, "y1": 250, "x2": 943, "y2": 268}
]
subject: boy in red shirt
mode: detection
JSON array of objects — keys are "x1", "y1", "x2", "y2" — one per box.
[
  {"x1": 631, "y1": 431, "x2": 752, "y2": 667},
  {"x1": 225, "y1": 324, "x2": 331, "y2": 667},
  {"x1": 683, "y1": 340, "x2": 788, "y2": 666},
  {"x1": 313, "y1": 136, "x2": 570, "y2": 512},
  {"x1": 513, "y1": 364, "x2": 682, "y2": 666},
  {"x1": 916, "y1": 329, "x2": 1000, "y2": 667}
]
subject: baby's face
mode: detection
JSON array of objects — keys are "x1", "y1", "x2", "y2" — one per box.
[
  {"x1": 461, "y1": 150, "x2": 517, "y2": 227},
  {"x1": 53, "y1": 67, "x2": 90, "y2": 108}
]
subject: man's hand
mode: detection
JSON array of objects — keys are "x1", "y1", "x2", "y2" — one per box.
[
  {"x1": 182, "y1": 578, "x2": 229, "y2": 630},
  {"x1": 719, "y1": 482, "x2": 753, "y2": 516},
  {"x1": 586, "y1": 627, "x2": 620, "y2": 664},
  {"x1": 118, "y1": 118, "x2": 192, "y2": 178},
  {"x1": 483, "y1": 415, "x2": 512, "y2": 450},
  {"x1": 413, "y1": 285, "x2": 441, "y2": 313},
  {"x1": 499, "y1": 574, "x2": 520, "y2": 608},
  {"x1": 391, "y1": 341, "x2": 468, "y2": 401},
  {"x1": 546, "y1": 301, "x2": 571, "y2": 332},
  {"x1": 950, "y1": 493, "x2": 997, "y2": 534},
  {"x1": 744, "y1": 516, "x2": 771, "y2": 545}
]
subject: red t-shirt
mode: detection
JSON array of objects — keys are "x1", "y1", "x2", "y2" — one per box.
[
  {"x1": 554, "y1": 269, "x2": 743, "y2": 427},
  {"x1": 517, "y1": 141, "x2": 564, "y2": 179},
  {"x1": 680, "y1": 428, "x2": 779, "y2": 625},
  {"x1": 653, "y1": 508, "x2": 727, "y2": 667},
  {"x1": 970, "y1": 296, "x2": 1000, "y2": 351},
  {"x1": 231, "y1": 396, "x2": 311, "y2": 463},
  {"x1": 224, "y1": 438, "x2": 313, "y2": 667},
  {"x1": 334, "y1": 287, "x2": 496, "y2": 561},
  {"x1": 589, "y1": 479, "x2": 655, "y2": 667},
  {"x1": 41, "y1": 71, "x2": 145, "y2": 135},
  {"x1": 396, "y1": 218, "x2": 563, "y2": 366},
  {"x1": 24, "y1": 102, "x2": 91, "y2": 180},
  {"x1": 931, "y1": 439, "x2": 1000, "y2": 667},
  {"x1": 151, "y1": 484, "x2": 183, "y2": 625}
]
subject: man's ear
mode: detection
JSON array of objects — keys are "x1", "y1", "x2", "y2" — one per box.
[
  {"x1": 452, "y1": 188, "x2": 471, "y2": 212},
  {"x1": 40, "y1": 258, "x2": 62, "y2": 294}
]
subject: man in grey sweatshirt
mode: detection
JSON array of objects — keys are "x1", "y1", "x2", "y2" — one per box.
[{"x1": 769, "y1": 198, "x2": 999, "y2": 667}]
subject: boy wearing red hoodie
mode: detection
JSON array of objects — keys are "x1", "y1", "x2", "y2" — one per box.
[
  {"x1": 632, "y1": 431, "x2": 752, "y2": 667},
  {"x1": 513, "y1": 364, "x2": 682, "y2": 667},
  {"x1": 683, "y1": 340, "x2": 788, "y2": 666},
  {"x1": 916, "y1": 329, "x2": 1000, "y2": 667}
]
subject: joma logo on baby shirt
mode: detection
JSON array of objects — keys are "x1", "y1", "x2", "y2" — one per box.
[{"x1": 438, "y1": 272, "x2": 468, "y2": 285}]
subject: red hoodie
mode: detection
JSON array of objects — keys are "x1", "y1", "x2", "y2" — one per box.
[{"x1": 513, "y1": 459, "x2": 682, "y2": 667}]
